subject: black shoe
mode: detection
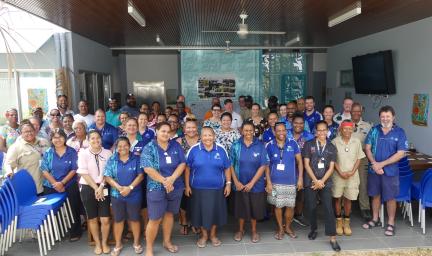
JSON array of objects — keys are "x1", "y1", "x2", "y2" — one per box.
[
  {"x1": 330, "y1": 240, "x2": 341, "y2": 252},
  {"x1": 308, "y1": 230, "x2": 317, "y2": 240},
  {"x1": 293, "y1": 215, "x2": 309, "y2": 227},
  {"x1": 361, "y1": 209, "x2": 372, "y2": 220}
]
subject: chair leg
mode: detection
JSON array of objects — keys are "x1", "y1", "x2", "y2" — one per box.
[
  {"x1": 0, "y1": 234, "x2": 4, "y2": 256},
  {"x1": 37, "y1": 229, "x2": 43, "y2": 256},
  {"x1": 422, "y1": 208, "x2": 426, "y2": 234},
  {"x1": 40, "y1": 225, "x2": 47, "y2": 256},
  {"x1": 60, "y1": 207, "x2": 68, "y2": 232},
  {"x1": 66, "y1": 198, "x2": 75, "y2": 224},
  {"x1": 50, "y1": 210, "x2": 59, "y2": 241},
  {"x1": 13, "y1": 216, "x2": 17, "y2": 244},
  {"x1": 57, "y1": 211, "x2": 65, "y2": 238},
  {"x1": 380, "y1": 203, "x2": 385, "y2": 227},
  {"x1": 63, "y1": 204, "x2": 71, "y2": 229},
  {"x1": 418, "y1": 200, "x2": 422, "y2": 223},
  {"x1": 47, "y1": 213, "x2": 55, "y2": 246},
  {"x1": 409, "y1": 203, "x2": 414, "y2": 227},
  {"x1": 5, "y1": 225, "x2": 11, "y2": 251},
  {"x1": 43, "y1": 219, "x2": 51, "y2": 251}
]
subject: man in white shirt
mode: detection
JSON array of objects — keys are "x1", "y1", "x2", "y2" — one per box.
[
  {"x1": 74, "y1": 100, "x2": 95, "y2": 127},
  {"x1": 223, "y1": 98, "x2": 243, "y2": 130}
]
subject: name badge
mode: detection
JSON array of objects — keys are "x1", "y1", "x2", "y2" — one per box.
[
  {"x1": 277, "y1": 164, "x2": 285, "y2": 171},
  {"x1": 318, "y1": 162, "x2": 325, "y2": 169},
  {"x1": 166, "y1": 156, "x2": 172, "y2": 164}
]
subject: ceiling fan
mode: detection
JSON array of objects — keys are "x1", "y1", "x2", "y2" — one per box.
[{"x1": 202, "y1": 11, "x2": 286, "y2": 39}]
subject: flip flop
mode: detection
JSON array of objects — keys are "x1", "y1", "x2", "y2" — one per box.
[
  {"x1": 110, "y1": 246, "x2": 123, "y2": 256},
  {"x1": 133, "y1": 244, "x2": 144, "y2": 254},
  {"x1": 285, "y1": 230, "x2": 297, "y2": 239},
  {"x1": 163, "y1": 243, "x2": 179, "y2": 253},
  {"x1": 233, "y1": 231, "x2": 244, "y2": 242},
  {"x1": 94, "y1": 246, "x2": 102, "y2": 255},
  {"x1": 251, "y1": 232, "x2": 260, "y2": 243},
  {"x1": 274, "y1": 230, "x2": 284, "y2": 240},
  {"x1": 196, "y1": 238, "x2": 207, "y2": 248},
  {"x1": 210, "y1": 237, "x2": 222, "y2": 247}
]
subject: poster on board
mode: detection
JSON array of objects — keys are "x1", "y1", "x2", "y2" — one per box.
[
  {"x1": 197, "y1": 77, "x2": 235, "y2": 98},
  {"x1": 27, "y1": 88, "x2": 49, "y2": 113},
  {"x1": 412, "y1": 93, "x2": 429, "y2": 126}
]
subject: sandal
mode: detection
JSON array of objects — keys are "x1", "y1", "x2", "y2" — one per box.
[
  {"x1": 210, "y1": 237, "x2": 222, "y2": 247},
  {"x1": 94, "y1": 246, "x2": 102, "y2": 255},
  {"x1": 362, "y1": 219, "x2": 382, "y2": 229},
  {"x1": 102, "y1": 244, "x2": 111, "y2": 254},
  {"x1": 384, "y1": 224, "x2": 396, "y2": 236},
  {"x1": 133, "y1": 244, "x2": 143, "y2": 254},
  {"x1": 285, "y1": 230, "x2": 297, "y2": 239},
  {"x1": 274, "y1": 230, "x2": 284, "y2": 240},
  {"x1": 179, "y1": 224, "x2": 189, "y2": 235},
  {"x1": 233, "y1": 231, "x2": 244, "y2": 242},
  {"x1": 110, "y1": 246, "x2": 123, "y2": 256},
  {"x1": 251, "y1": 232, "x2": 260, "y2": 243},
  {"x1": 163, "y1": 243, "x2": 179, "y2": 253},
  {"x1": 196, "y1": 237, "x2": 207, "y2": 248}
]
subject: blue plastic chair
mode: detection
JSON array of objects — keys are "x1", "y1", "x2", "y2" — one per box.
[
  {"x1": 411, "y1": 169, "x2": 432, "y2": 223},
  {"x1": 396, "y1": 172, "x2": 414, "y2": 226},
  {"x1": 0, "y1": 187, "x2": 13, "y2": 256},
  {"x1": 420, "y1": 175, "x2": 432, "y2": 234}
]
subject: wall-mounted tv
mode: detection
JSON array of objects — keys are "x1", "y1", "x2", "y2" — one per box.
[{"x1": 352, "y1": 50, "x2": 396, "y2": 94}]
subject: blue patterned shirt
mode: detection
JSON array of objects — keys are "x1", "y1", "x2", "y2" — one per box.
[{"x1": 40, "y1": 146, "x2": 78, "y2": 188}]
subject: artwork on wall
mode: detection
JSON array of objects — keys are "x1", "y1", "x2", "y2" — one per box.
[
  {"x1": 339, "y1": 69, "x2": 354, "y2": 88},
  {"x1": 280, "y1": 74, "x2": 306, "y2": 102},
  {"x1": 412, "y1": 93, "x2": 429, "y2": 126},
  {"x1": 197, "y1": 77, "x2": 235, "y2": 98},
  {"x1": 27, "y1": 88, "x2": 49, "y2": 113}
]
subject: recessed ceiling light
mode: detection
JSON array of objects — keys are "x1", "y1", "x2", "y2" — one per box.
[{"x1": 328, "y1": 1, "x2": 361, "y2": 27}]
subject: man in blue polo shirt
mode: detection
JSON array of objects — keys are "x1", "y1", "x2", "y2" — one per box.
[
  {"x1": 304, "y1": 96, "x2": 323, "y2": 132},
  {"x1": 120, "y1": 94, "x2": 140, "y2": 118},
  {"x1": 362, "y1": 105, "x2": 407, "y2": 236},
  {"x1": 89, "y1": 109, "x2": 119, "y2": 150}
]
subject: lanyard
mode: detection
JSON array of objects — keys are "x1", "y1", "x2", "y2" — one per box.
[{"x1": 316, "y1": 140, "x2": 327, "y2": 158}]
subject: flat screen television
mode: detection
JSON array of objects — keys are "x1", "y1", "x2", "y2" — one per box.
[{"x1": 352, "y1": 50, "x2": 396, "y2": 94}]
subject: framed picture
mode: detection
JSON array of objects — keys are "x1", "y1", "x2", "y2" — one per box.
[{"x1": 339, "y1": 69, "x2": 354, "y2": 88}]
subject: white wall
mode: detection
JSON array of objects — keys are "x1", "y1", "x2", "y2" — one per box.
[{"x1": 326, "y1": 16, "x2": 432, "y2": 154}]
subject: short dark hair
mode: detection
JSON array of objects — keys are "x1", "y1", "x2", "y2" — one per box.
[
  {"x1": 323, "y1": 105, "x2": 335, "y2": 112},
  {"x1": 115, "y1": 136, "x2": 131, "y2": 148},
  {"x1": 156, "y1": 121, "x2": 171, "y2": 131},
  {"x1": 275, "y1": 122, "x2": 286, "y2": 130},
  {"x1": 315, "y1": 120, "x2": 328, "y2": 130},
  {"x1": 224, "y1": 98, "x2": 233, "y2": 105},
  {"x1": 221, "y1": 112, "x2": 232, "y2": 121},
  {"x1": 87, "y1": 129, "x2": 101, "y2": 139},
  {"x1": 49, "y1": 128, "x2": 68, "y2": 145},
  {"x1": 238, "y1": 95, "x2": 245, "y2": 100},
  {"x1": 292, "y1": 112, "x2": 305, "y2": 122},
  {"x1": 305, "y1": 96, "x2": 315, "y2": 102},
  {"x1": 241, "y1": 120, "x2": 254, "y2": 130},
  {"x1": 252, "y1": 103, "x2": 261, "y2": 109},
  {"x1": 57, "y1": 94, "x2": 68, "y2": 100},
  {"x1": 379, "y1": 105, "x2": 395, "y2": 116},
  {"x1": 211, "y1": 103, "x2": 222, "y2": 110},
  {"x1": 62, "y1": 113, "x2": 74, "y2": 122}
]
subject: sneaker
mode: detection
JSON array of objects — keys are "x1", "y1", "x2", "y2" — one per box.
[{"x1": 293, "y1": 215, "x2": 309, "y2": 227}]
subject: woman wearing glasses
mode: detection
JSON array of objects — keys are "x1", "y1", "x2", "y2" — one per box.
[
  {"x1": 44, "y1": 108, "x2": 63, "y2": 135},
  {"x1": 77, "y1": 130, "x2": 112, "y2": 254},
  {"x1": 203, "y1": 104, "x2": 222, "y2": 131},
  {"x1": 41, "y1": 128, "x2": 82, "y2": 242}
]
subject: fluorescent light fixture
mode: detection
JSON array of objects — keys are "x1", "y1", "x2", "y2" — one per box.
[
  {"x1": 328, "y1": 1, "x2": 361, "y2": 27},
  {"x1": 285, "y1": 35, "x2": 300, "y2": 47},
  {"x1": 128, "y1": 0, "x2": 146, "y2": 27}
]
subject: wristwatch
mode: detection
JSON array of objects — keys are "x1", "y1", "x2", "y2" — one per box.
[{"x1": 129, "y1": 185, "x2": 134, "y2": 190}]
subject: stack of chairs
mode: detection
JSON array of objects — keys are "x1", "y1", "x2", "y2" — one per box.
[
  {"x1": 0, "y1": 169, "x2": 74, "y2": 256},
  {"x1": 411, "y1": 169, "x2": 432, "y2": 234}
]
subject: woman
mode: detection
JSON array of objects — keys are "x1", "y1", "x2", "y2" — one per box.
[
  {"x1": 278, "y1": 104, "x2": 288, "y2": 122},
  {"x1": 203, "y1": 104, "x2": 222, "y2": 131},
  {"x1": 62, "y1": 114, "x2": 75, "y2": 140},
  {"x1": 0, "y1": 108, "x2": 20, "y2": 152},
  {"x1": 185, "y1": 126, "x2": 231, "y2": 248},
  {"x1": 321, "y1": 105, "x2": 339, "y2": 141},
  {"x1": 176, "y1": 118, "x2": 200, "y2": 235},
  {"x1": 138, "y1": 112, "x2": 155, "y2": 146},
  {"x1": 4, "y1": 121, "x2": 50, "y2": 194},
  {"x1": 125, "y1": 118, "x2": 145, "y2": 155},
  {"x1": 230, "y1": 122, "x2": 269, "y2": 243},
  {"x1": 44, "y1": 109, "x2": 63, "y2": 135},
  {"x1": 165, "y1": 106, "x2": 173, "y2": 117},
  {"x1": 104, "y1": 137, "x2": 144, "y2": 256},
  {"x1": 77, "y1": 130, "x2": 112, "y2": 255},
  {"x1": 118, "y1": 111, "x2": 130, "y2": 136},
  {"x1": 215, "y1": 112, "x2": 240, "y2": 152},
  {"x1": 141, "y1": 122, "x2": 186, "y2": 255},
  {"x1": 140, "y1": 103, "x2": 150, "y2": 115},
  {"x1": 262, "y1": 112, "x2": 279, "y2": 143},
  {"x1": 41, "y1": 128, "x2": 82, "y2": 241},
  {"x1": 245, "y1": 103, "x2": 267, "y2": 139},
  {"x1": 67, "y1": 120, "x2": 89, "y2": 153}
]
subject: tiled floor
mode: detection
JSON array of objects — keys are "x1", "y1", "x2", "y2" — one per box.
[{"x1": 6, "y1": 205, "x2": 432, "y2": 255}]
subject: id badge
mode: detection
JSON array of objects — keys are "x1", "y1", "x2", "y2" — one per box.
[
  {"x1": 103, "y1": 188, "x2": 109, "y2": 197},
  {"x1": 166, "y1": 156, "x2": 172, "y2": 164},
  {"x1": 277, "y1": 164, "x2": 285, "y2": 171},
  {"x1": 318, "y1": 162, "x2": 325, "y2": 169}
]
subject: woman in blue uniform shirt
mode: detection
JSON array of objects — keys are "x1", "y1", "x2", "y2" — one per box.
[
  {"x1": 141, "y1": 122, "x2": 186, "y2": 255},
  {"x1": 185, "y1": 126, "x2": 232, "y2": 248},
  {"x1": 41, "y1": 128, "x2": 82, "y2": 241},
  {"x1": 104, "y1": 137, "x2": 144, "y2": 255},
  {"x1": 230, "y1": 121, "x2": 269, "y2": 243},
  {"x1": 262, "y1": 112, "x2": 279, "y2": 143}
]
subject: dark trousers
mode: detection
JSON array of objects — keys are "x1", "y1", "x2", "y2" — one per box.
[
  {"x1": 44, "y1": 182, "x2": 82, "y2": 238},
  {"x1": 305, "y1": 186, "x2": 336, "y2": 236}
]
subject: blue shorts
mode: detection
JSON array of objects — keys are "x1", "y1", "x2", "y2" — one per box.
[
  {"x1": 111, "y1": 197, "x2": 142, "y2": 222},
  {"x1": 147, "y1": 188, "x2": 183, "y2": 220},
  {"x1": 367, "y1": 172, "x2": 399, "y2": 202}
]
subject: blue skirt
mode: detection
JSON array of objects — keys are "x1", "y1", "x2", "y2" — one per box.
[{"x1": 190, "y1": 189, "x2": 227, "y2": 230}]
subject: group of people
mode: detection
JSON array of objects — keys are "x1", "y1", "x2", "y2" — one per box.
[{"x1": 0, "y1": 92, "x2": 408, "y2": 254}]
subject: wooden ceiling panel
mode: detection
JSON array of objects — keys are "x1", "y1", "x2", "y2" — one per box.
[{"x1": 4, "y1": 0, "x2": 432, "y2": 48}]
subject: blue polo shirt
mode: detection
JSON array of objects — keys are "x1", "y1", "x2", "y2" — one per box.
[
  {"x1": 262, "y1": 127, "x2": 275, "y2": 143},
  {"x1": 279, "y1": 117, "x2": 293, "y2": 130},
  {"x1": 365, "y1": 124, "x2": 408, "y2": 176},
  {"x1": 140, "y1": 127, "x2": 155, "y2": 146},
  {"x1": 157, "y1": 140, "x2": 186, "y2": 189},
  {"x1": 89, "y1": 122, "x2": 119, "y2": 150},
  {"x1": 131, "y1": 137, "x2": 146, "y2": 156},
  {"x1": 120, "y1": 105, "x2": 140, "y2": 118},
  {"x1": 104, "y1": 153, "x2": 143, "y2": 200},
  {"x1": 187, "y1": 142, "x2": 231, "y2": 189},
  {"x1": 232, "y1": 138, "x2": 269, "y2": 193},
  {"x1": 106, "y1": 109, "x2": 121, "y2": 127},
  {"x1": 287, "y1": 129, "x2": 315, "y2": 150},
  {"x1": 266, "y1": 138, "x2": 300, "y2": 185},
  {"x1": 40, "y1": 146, "x2": 78, "y2": 188},
  {"x1": 304, "y1": 110, "x2": 323, "y2": 132}
]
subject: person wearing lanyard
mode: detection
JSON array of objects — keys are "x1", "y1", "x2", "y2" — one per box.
[
  {"x1": 89, "y1": 109, "x2": 119, "y2": 150},
  {"x1": 141, "y1": 122, "x2": 186, "y2": 255},
  {"x1": 104, "y1": 137, "x2": 144, "y2": 255},
  {"x1": 265, "y1": 122, "x2": 303, "y2": 240},
  {"x1": 77, "y1": 130, "x2": 112, "y2": 255},
  {"x1": 262, "y1": 112, "x2": 278, "y2": 143},
  {"x1": 303, "y1": 121, "x2": 340, "y2": 251},
  {"x1": 185, "y1": 126, "x2": 231, "y2": 248},
  {"x1": 230, "y1": 121, "x2": 269, "y2": 243},
  {"x1": 40, "y1": 128, "x2": 82, "y2": 241}
]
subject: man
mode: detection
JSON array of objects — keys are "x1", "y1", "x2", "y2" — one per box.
[
  {"x1": 89, "y1": 109, "x2": 119, "y2": 150},
  {"x1": 106, "y1": 97, "x2": 121, "y2": 127},
  {"x1": 74, "y1": 100, "x2": 95, "y2": 127},
  {"x1": 297, "y1": 97, "x2": 306, "y2": 113},
  {"x1": 175, "y1": 101, "x2": 187, "y2": 123},
  {"x1": 303, "y1": 121, "x2": 340, "y2": 251},
  {"x1": 332, "y1": 120, "x2": 365, "y2": 236},
  {"x1": 167, "y1": 114, "x2": 183, "y2": 139},
  {"x1": 333, "y1": 97, "x2": 353, "y2": 124},
  {"x1": 362, "y1": 105, "x2": 407, "y2": 237},
  {"x1": 29, "y1": 116, "x2": 50, "y2": 141},
  {"x1": 203, "y1": 97, "x2": 221, "y2": 120},
  {"x1": 56, "y1": 94, "x2": 74, "y2": 117},
  {"x1": 176, "y1": 94, "x2": 192, "y2": 114},
  {"x1": 234, "y1": 95, "x2": 246, "y2": 114},
  {"x1": 350, "y1": 102, "x2": 373, "y2": 220},
  {"x1": 120, "y1": 93, "x2": 140, "y2": 117},
  {"x1": 240, "y1": 95, "x2": 253, "y2": 121},
  {"x1": 223, "y1": 99, "x2": 243, "y2": 130},
  {"x1": 304, "y1": 96, "x2": 323, "y2": 132}
]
